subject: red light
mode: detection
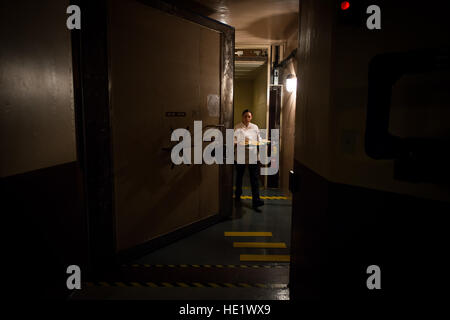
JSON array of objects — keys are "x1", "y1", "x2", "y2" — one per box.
[{"x1": 341, "y1": 1, "x2": 350, "y2": 10}]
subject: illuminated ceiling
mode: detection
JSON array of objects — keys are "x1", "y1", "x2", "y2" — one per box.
[{"x1": 192, "y1": 0, "x2": 299, "y2": 45}]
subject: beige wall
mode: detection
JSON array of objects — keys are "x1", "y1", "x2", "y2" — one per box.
[
  {"x1": 279, "y1": 60, "x2": 297, "y2": 194},
  {"x1": 0, "y1": 0, "x2": 76, "y2": 177},
  {"x1": 252, "y1": 63, "x2": 268, "y2": 130},
  {"x1": 234, "y1": 64, "x2": 268, "y2": 129},
  {"x1": 279, "y1": 28, "x2": 298, "y2": 194},
  {"x1": 234, "y1": 79, "x2": 254, "y2": 125},
  {"x1": 295, "y1": 0, "x2": 450, "y2": 202},
  {"x1": 294, "y1": 0, "x2": 334, "y2": 179},
  {"x1": 285, "y1": 27, "x2": 298, "y2": 57}
]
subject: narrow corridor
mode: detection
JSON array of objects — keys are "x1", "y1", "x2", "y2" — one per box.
[{"x1": 3, "y1": 0, "x2": 449, "y2": 305}]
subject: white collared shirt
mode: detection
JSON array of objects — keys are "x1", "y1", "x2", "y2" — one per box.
[
  {"x1": 234, "y1": 122, "x2": 261, "y2": 164},
  {"x1": 234, "y1": 122, "x2": 261, "y2": 144}
]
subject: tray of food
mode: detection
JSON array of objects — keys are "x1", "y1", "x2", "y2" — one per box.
[{"x1": 237, "y1": 139, "x2": 270, "y2": 146}]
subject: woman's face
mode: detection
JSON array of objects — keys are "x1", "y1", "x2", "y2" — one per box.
[{"x1": 242, "y1": 112, "x2": 252, "y2": 125}]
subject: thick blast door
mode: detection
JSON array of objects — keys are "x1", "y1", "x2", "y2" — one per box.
[{"x1": 108, "y1": 0, "x2": 234, "y2": 252}]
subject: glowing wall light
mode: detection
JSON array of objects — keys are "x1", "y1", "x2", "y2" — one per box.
[{"x1": 285, "y1": 74, "x2": 297, "y2": 93}]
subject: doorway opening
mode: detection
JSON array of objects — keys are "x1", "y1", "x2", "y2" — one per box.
[{"x1": 72, "y1": 0, "x2": 298, "y2": 301}]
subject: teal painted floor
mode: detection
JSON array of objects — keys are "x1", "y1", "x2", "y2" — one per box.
[
  {"x1": 71, "y1": 169, "x2": 292, "y2": 300},
  {"x1": 133, "y1": 189, "x2": 292, "y2": 266}
]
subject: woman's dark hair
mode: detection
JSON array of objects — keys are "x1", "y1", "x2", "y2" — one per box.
[{"x1": 242, "y1": 109, "x2": 252, "y2": 116}]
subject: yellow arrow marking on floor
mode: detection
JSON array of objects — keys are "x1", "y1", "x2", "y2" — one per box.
[
  {"x1": 193, "y1": 282, "x2": 205, "y2": 288},
  {"x1": 146, "y1": 282, "x2": 158, "y2": 288},
  {"x1": 114, "y1": 282, "x2": 127, "y2": 287},
  {"x1": 162, "y1": 282, "x2": 174, "y2": 288},
  {"x1": 233, "y1": 242, "x2": 287, "y2": 248},
  {"x1": 130, "y1": 282, "x2": 143, "y2": 287},
  {"x1": 236, "y1": 196, "x2": 290, "y2": 200},
  {"x1": 176, "y1": 282, "x2": 190, "y2": 288},
  {"x1": 240, "y1": 254, "x2": 290, "y2": 262},
  {"x1": 224, "y1": 232, "x2": 272, "y2": 237}
]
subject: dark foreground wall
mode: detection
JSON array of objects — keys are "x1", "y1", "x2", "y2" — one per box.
[
  {"x1": 290, "y1": 161, "x2": 450, "y2": 299},
  {"x1": 290, "y1": 0, "x2": 450, "y2": 300},
  {"x1": 1, "y1": 0, "x2": 88, "y2": 298},
  {"x1": 3, "y1": 162, "x2": 87, "y2": 299}
]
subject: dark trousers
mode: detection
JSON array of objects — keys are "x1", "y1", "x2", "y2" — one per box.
[{"x1": 235, "y1": 164, "x2": 260, "y2": 203}]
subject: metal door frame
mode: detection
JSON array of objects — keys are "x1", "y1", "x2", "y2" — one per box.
[{"x1": 71, "y1": 0, "x2": 234, "y2": 273}]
